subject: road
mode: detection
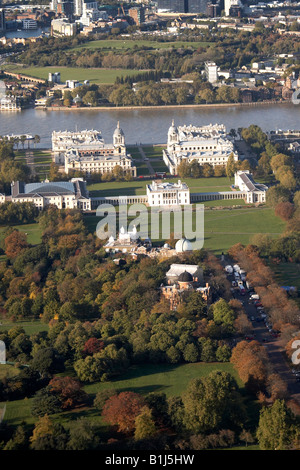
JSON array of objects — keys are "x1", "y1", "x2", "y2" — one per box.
[{"x1": 224, "y1": 263, "x2": 300, "y2": 404}]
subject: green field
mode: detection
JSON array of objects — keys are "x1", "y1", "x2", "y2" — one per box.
[
  {"x1": 84, "y1": 204, "x2": 285, "y2": 255},
  {"x1": 87, "y1": 176, "x2": 233, "y2": 197},
  {"x1": 0, "y1": 362, "x2": 242, "y2": 429},
  {"x1": 0, "y1": 223, "x2": 42, "y2": 245},
  {"x1": 83, "y1": 362, "x2": 243, "y2": 398},
  {"x1": 268, "y1": 261, "x2": 300, "y2": 290},
  {"x1": 70, "y1": 39, "x2": 211, "y2": 53},
  {"x1": 0, "y1": 320, "x2": 48, "y2": 336},
  {"x1": 4, "y1": 65, "x2": 145, "y2": 85}
]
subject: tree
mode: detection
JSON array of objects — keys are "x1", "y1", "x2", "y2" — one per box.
[
  {"x1": 177, "y1": 160, "x2": 191, "y2": 178},
  {"x1": 83, "y1": 337, "x2": 104, "y2": 356},
  {"x1": 31, "y1": 347, "x2": 64, "y2": 377},
  {"x1": 182, "y1": 371, "x2": 245, "y2": 434},
  {"x1": 257, "y1": 400, "x2": 299, "y2": 450},
  {"x1": 30, "y1": 415, "x2": 68, "y2": 450},
  {"x1": 134, "y1": 406, "x2": 156, "y2": 441},
  {"x1": 4, "y1": 230, "x2": 29, "y2": 259},
  {"x1": 226, "y1": 153, "x2": 237, "y2": 179},
  {"x1": 31, "y1": 387, "x2": 62, "y2": 417},
  {"x1": 239, "y1": 429, "x2": 255, "y2": 448},
  {"x1": 230, "y1": 340, "x2": 269, "y2": 392},
  {"x1": 67, "y1": 418, "x2": 99, "y2": 450},
  {"x1": 102, "y1": 392, "x2": 145, "y2": 434},
  {"x1": 48, "y1": 376, "x2": 87, "y2": 409},
  {"x1": 33, "y1": 135, "x2": 40, "y2": 148},
  {"x1": 266, "y1": 185, "x2": 291, "y2": 208},
  {"x1": 275, "y1": 202, "x2": 295, "y2": 221},
  {"x1": 4, "y1": 426, "x2": 28, "y2": 450}
]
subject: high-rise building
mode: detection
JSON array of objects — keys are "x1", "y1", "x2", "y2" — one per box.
[
  {"x1": 157, "y1": 0, "x2": 188, "y2": 13},
  {"x1": 187, "y1": 0, "x2": 208, "y2": 13},
  {"x1": 205, "y1": 61, "x2": 218, "y2": 83},
  {"x1": 128, "y1": 7, "x2": 145, "y2": 25},
  {"x1": 0, "y1": 8, "x2": 5, "y2": 33},
  {"x1": 74, "y1": 0, "x2": 83, "y2": 16},
  {"x1": 224, "y1": 0, "x2": 243, "y2": 16}
]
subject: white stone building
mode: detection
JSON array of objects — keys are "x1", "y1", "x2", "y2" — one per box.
[
  {"x1": 53, "y1": 123, "x2": 137, "y2": 177},
  {"x1": 146, "y1": 179, "x2": 190, "y2": 206},
  {"x1": 163, "y1": 121, "x2": 238, "y2": 175},
  {"x1": 234, "y1": 170, "x2": 268, "y2": 203},
  {"x1": 205, "y1": 61, "x2": 218, "y2": 84},
  {"x1": 7, "y1": 179, "x2": 91, "y2": 211}
]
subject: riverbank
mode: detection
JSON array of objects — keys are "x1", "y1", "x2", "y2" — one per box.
[{"x1": 42, "y1": 100, "x2": 291, "y2": 112}]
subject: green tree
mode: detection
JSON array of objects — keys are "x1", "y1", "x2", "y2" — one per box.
[
  {"x1": 183, "y1": 371, "x2": 245, "y2": 434},
  {"x1": 257, "y1": 400, "x2": 299, "y2": 450},
  {"x1": 134, "y1": 406, "x2": 156, "y2": 441},
  {"x1": 226, "y1": 153, "x2": 237, "y2": 179}
]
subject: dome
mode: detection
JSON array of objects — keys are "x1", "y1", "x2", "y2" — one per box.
[
  {"x1": 113, "y1": 121, "x2": 124, "y2": 137},
  {"x1": 168, "y1": 119, "x2": 177, "y2": 135},
  {"x1": 178, "y1": 271, "x2": 193, "y2": 283},
  {"x1": 175, "y1": 238, "x2": 192, "y2": 253},
  {"x1": 73, "y1": 94, "x2": 82, "y2": 103}
]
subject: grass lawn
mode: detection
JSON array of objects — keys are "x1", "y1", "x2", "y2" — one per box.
[
  {"x1": 34, "y1": 157, "x2": 52, "y2": 164},
  {"x1": 268, "y1": 261, "x2": 300, "y2": 290},
  {"x1": 0, "y1": 223, "x2": 42, "y2": 245},
  {"x1": 0, "y1": 320, "x2": 48, "y2": 335},
  {"x1": 4, "y1": 65, "x2": 146, "y2": 85},
  {"x1": 135, "y1": 160, "x2": 150, "y2": 176},
  {"x1": 69, "y1": 39, "x2": 211, "y2": 53},
  {"x1": 0, "y1": 362, "x2": 242, "y2": 430},
  {"x1": 142, "y1": 145, "x2": 166, "y2": 159},
  {"x1": 83, "y1": 362, "x2": 243, "y2": 399},
  {"x1": 87, "y1": 177, "x2": 233, "y2": 198},
  {"x1": 85, "y1": 204, "x2": 285, "y2": 255}
]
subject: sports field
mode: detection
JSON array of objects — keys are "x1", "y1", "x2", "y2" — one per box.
[
  {"x1": 3, "y1": 65, "x2": 144, "y2": 85},
  {"x1": 87, "y1": 176, "x2": 233, "y2": 197},
  {"x1": 70, "y1": 38, "x2": 211, "y2": 53}
]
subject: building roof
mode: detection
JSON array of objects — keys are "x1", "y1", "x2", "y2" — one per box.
[
  {"x1": 24, "y1": 181, "x2": 75, "y2": 195},
  {"x1": 175, "y1": 238, "x2": 193, "y2": 253},
  {"x1": 166, "y1": 264, "x2": 201, "y2": 278},
  {"x1": 178, "y1": 270, "x2": 193, "y2": 282}
]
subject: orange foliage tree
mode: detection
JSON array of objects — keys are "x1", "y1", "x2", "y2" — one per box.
[{"x1": 102, "y1": 392, "x2": 145, "y2": 434}]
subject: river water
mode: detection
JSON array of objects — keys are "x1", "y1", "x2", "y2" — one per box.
[{"x1": 0, "y1": 103, "x2": 299, "y2": 148}]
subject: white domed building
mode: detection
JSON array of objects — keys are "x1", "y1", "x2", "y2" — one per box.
[{"x1": 175, "y1": 238, "x2": 193, "y2": 253}]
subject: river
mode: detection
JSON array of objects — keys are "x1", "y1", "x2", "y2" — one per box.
[{"x1": 0, "y1": 102, "x2": 299, "y2": 148}]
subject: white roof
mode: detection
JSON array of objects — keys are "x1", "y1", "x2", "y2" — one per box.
[{"x1": 166, "y1": 264, "x2": 200, "y2": 277}]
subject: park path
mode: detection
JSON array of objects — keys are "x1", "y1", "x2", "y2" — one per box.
[
  {"x1": 138, "y1": 145, "x2": 155, "y2": 175},
  {"x1": 25, "y1": 150, "x2": 36, "y2": 177}
]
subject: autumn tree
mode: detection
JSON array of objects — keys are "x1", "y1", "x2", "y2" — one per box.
[
  {"x1": 275, "y1": 202, "x2": 295, "y2": 221},
  {"x1": 230, "y1": 340, "x2": 269, "y2": 392},
  {"x1": 4, "y1": 230, "x2": 29, "y2": 259},
  {"x1": 48, "y1": 376, "x2": 88, "y2": 410},
  {"x1": 102, "y1": 391, "x2": 145, "y2": 434}
]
